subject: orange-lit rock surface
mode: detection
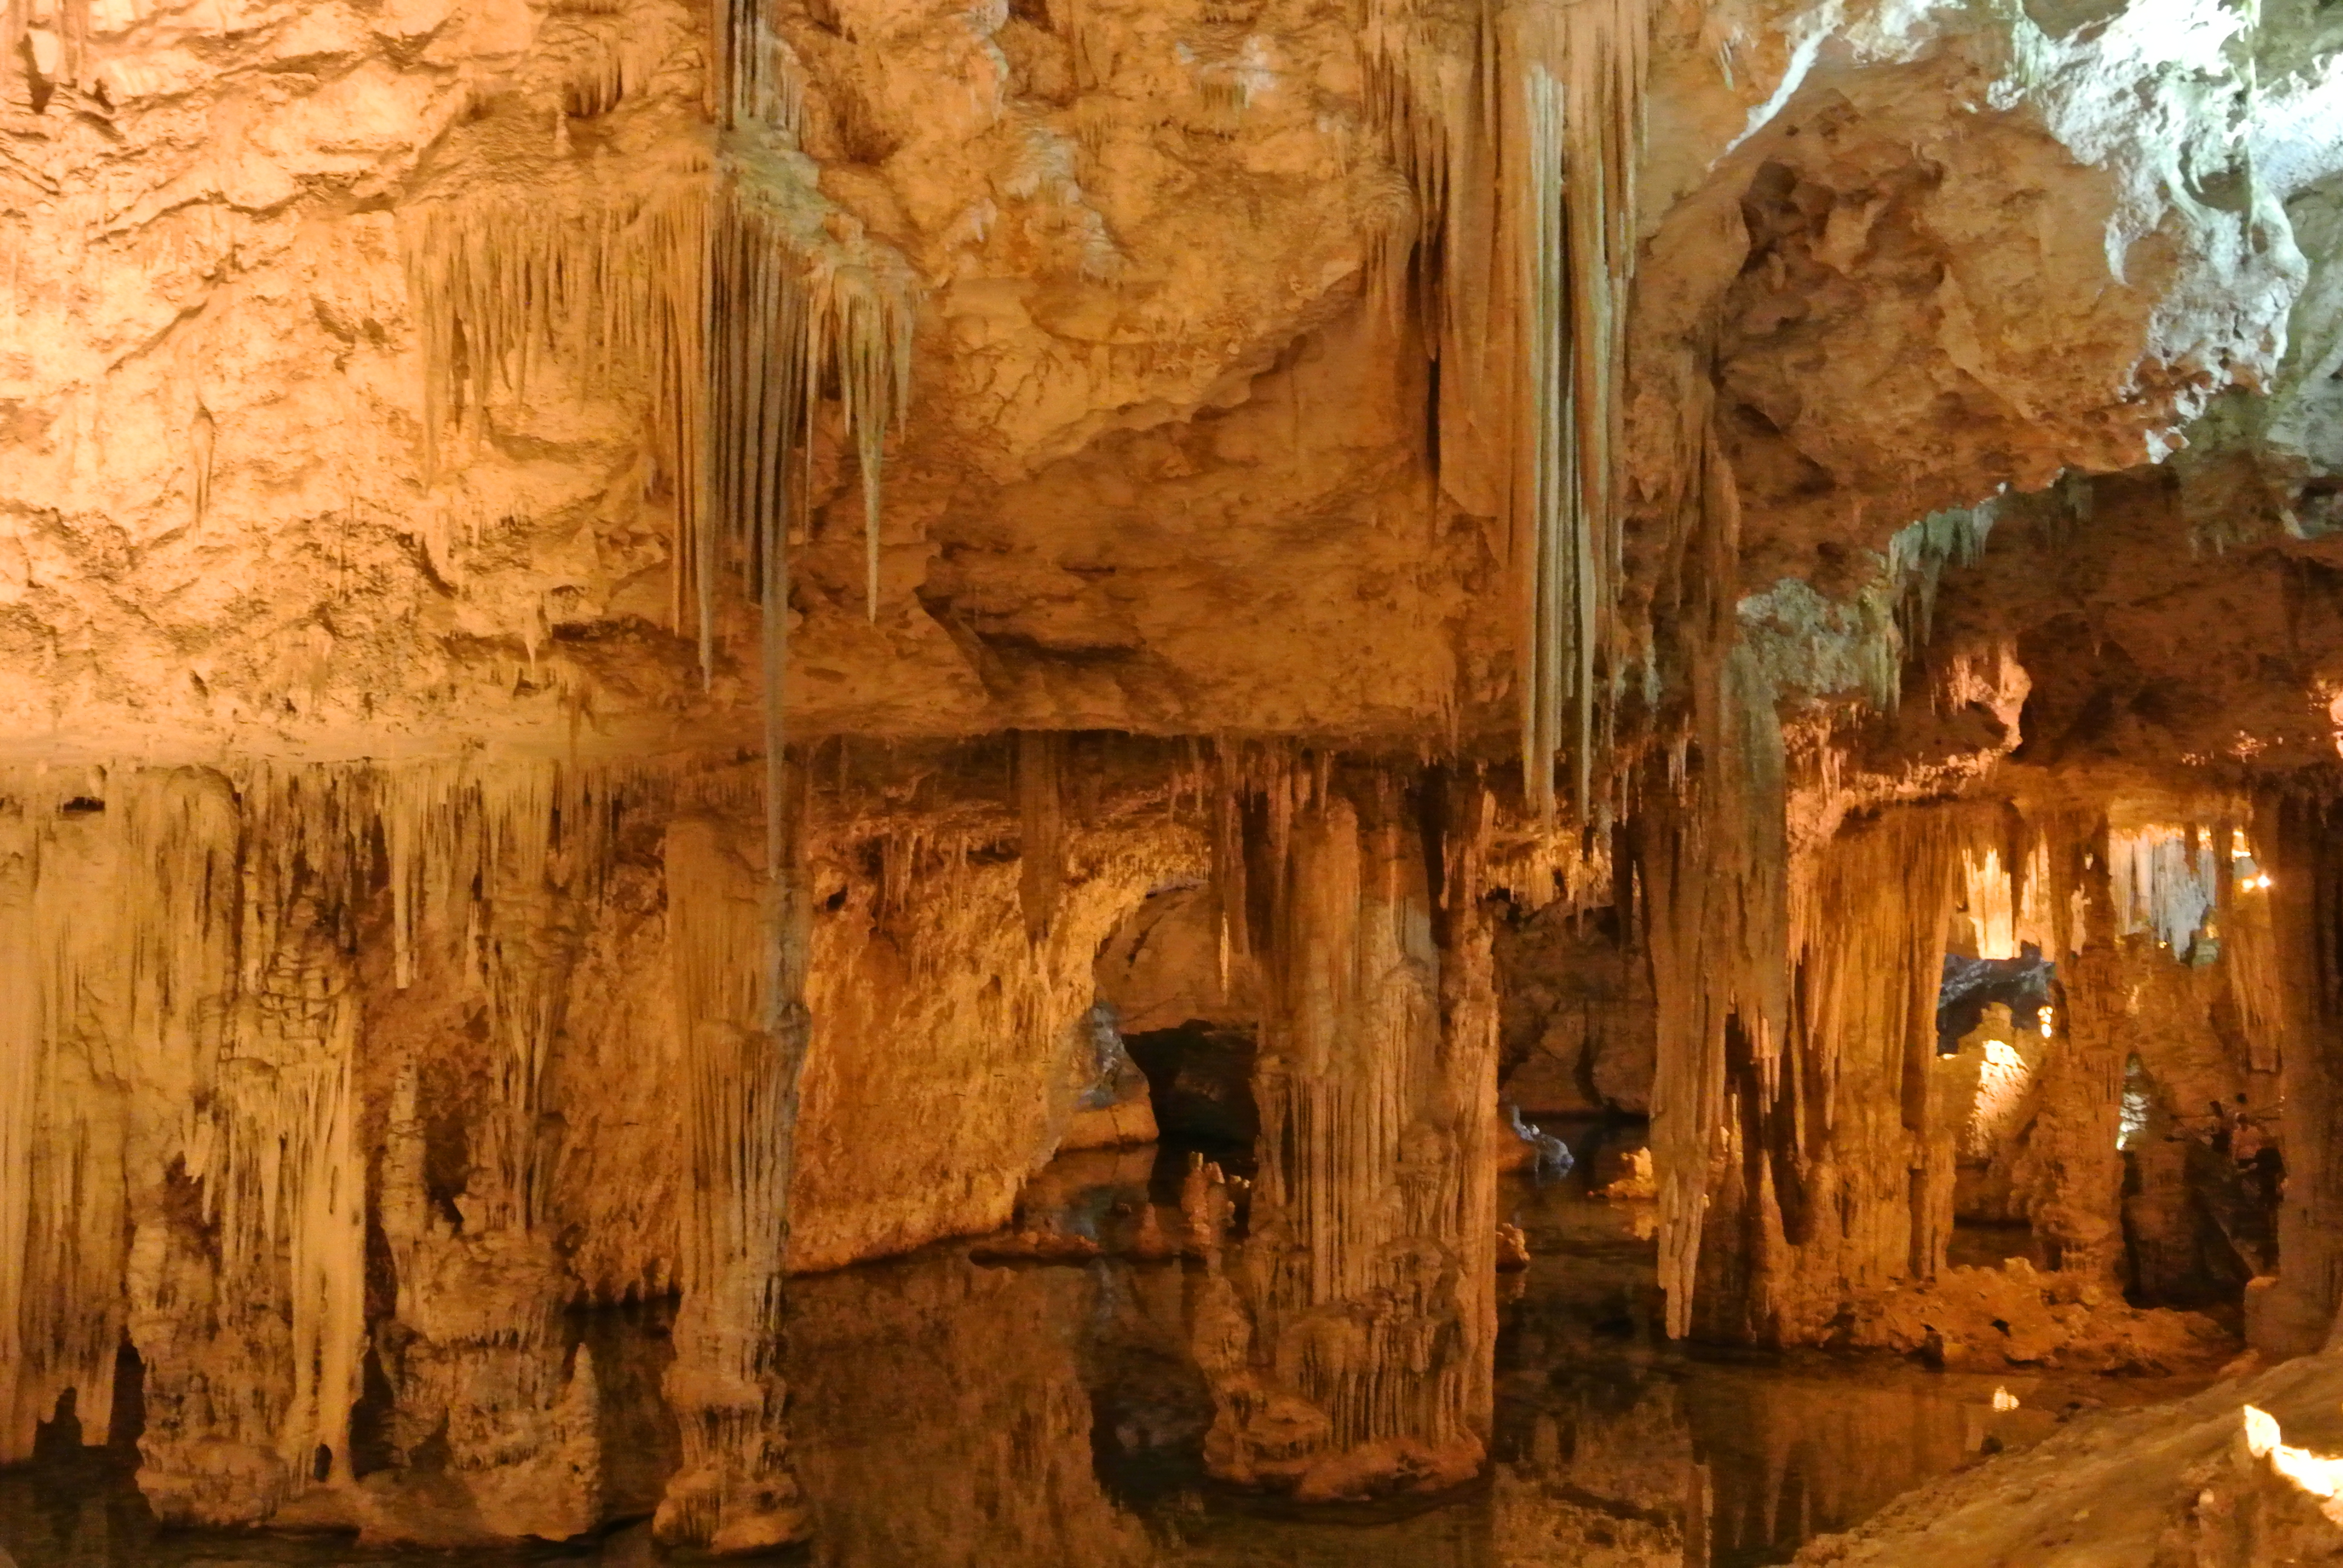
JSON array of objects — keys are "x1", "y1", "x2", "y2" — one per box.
[{"x1": 4, "y1": 0, "x2": 2343, "y2": 1549}]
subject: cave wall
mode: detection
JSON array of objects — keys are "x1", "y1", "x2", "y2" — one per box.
[{"x1": 5, "y1": 0, "x2": 2343, "y2": 1540}]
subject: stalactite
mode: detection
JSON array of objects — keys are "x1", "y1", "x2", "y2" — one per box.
[
  {"x1": 1357, "y1": 0, "x2": 1647, "y2": 819},
  {"x1": 1638, "y1": 641, "x2": 1788, "y2": 1339},
  {"x1": 0, "y1": 770, "x2": 240, "y2": 1464},
  {"x1": 0, "y1": 757, "x2": 708, "y2": 1523},
  {"x1": 1886, "y1": 501, "x2": 1998, "y2": 650},
  {"x1": 1017, "y1": 730, "x2": 1066, "y2": 942},
  {"x1": 1763, "y1": 809, "x2": 1967, "y2": 1339},
  {"x1": 370, "y1": 760, "x2": 645, "y2": 1239},
  {"x1": 403, "y1": 110, "x2": 916, "y2": 668},
  {"x1": 1511, "y1": 0, "x2": 1645, "y2": 818},
  {"x1": 2108, "y1": 823, "x2": 2220, "y2": 956},
  {"x1": 403, "y1": 189, "x2": 715, "y2": 654},
  {"x1": 208, "y1": 892, "x2": 367, "y2": 1492},
  {"x1": 1962, "y1": 846, "x2": 2019, "y2": 958}
]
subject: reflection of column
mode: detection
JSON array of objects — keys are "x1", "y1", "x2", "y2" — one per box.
[
  {"x1": 1195, "y1": 766, "x2": 1496, "y2": 1498},
  {"x1": 785, "y1": 1258, "x2": 1153, "y2": 1567},
  {"x1": 1495, "y1": 1388, "x2": 1703, "y2": 1566},
  {"x1": 655, "y1": 813, "x2": 810, "y2": 1552},
  {"x1": 1681, "y1": 1365, "x2": 1971, "y2": 1557}
]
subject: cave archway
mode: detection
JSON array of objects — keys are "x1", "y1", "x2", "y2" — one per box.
[{"x1": 1090, "y1": 883, "x2": 1262, "y2": 1186}]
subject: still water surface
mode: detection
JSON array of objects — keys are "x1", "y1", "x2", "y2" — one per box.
[{"x1": 0, "y1": 1140, "x2": 2202, "y2": 1568}]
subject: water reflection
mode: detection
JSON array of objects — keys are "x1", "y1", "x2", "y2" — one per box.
[{"x1": 1, "y1": 1148, "x2": 2203, "y2": 1568}]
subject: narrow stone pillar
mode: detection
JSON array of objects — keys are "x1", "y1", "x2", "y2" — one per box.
[
  {"x1": 655, "y1": 804, "x2": 813, "y2": 1552},
  {"x1": 1194, "y1": 765, "x2": 1496, "y2": 1499},
  {"x1": 2020, "y1": 817, "x2": 2127, "y2": 1282}
]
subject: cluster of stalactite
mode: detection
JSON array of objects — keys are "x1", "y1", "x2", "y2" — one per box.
[
  {"x1": 1692, "y1": 804, "x2": 1972, "y2": 1344},
  {"x1": 0, "y1": 743, "x2": 1263, "y2": 1542},
  {"x1": 0, "y1": 759, "x2": 858, "y2": 1549},
  {"x1": 402, "y1": 0, "x2": 914, "y2": 678},
  {"x1": 1627, "y1": 713, "x2": 2320, "y2": 1345},
  {"x1": 1184, "y1": 750, "x2": 1501, "y2": 1497},
  {"x1": 1358, "y1": 0, "x2": 1648, "y2": 818}
]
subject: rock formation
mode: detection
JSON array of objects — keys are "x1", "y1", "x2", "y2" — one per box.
[{"x1": 4, "y1": 0, "x2": 2343, "y2": 1554}]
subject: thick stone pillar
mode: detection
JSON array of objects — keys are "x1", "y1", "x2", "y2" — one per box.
[
  {"x1": 1690, "y1": 805, "x2": 1965, "y2": 1344},
  {"x1": 1193, "y1": 765, "x2": 1496, "y2": 1499},
  {"x1": 2244, "y1": 798, "x2": 2343, "y2": 1357}
]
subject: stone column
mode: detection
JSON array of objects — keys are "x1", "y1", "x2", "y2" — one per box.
[
  {"x1": 2245, "y1": 797, "x2": 2343, "y2": 1357},
  {"x1": 1689, "y1": 805, "x2": 1964, "y2": 1345},
  {"x1": 1193, "y1": 764, "x2": 1497, "y2": 1500},
  {"x1": 654, "y1": 807, "x2": 811, "y2": 1552}
]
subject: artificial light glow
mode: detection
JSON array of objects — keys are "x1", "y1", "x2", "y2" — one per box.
[
  {"x1": 2039, "y1": 1013, "x2": 2054, "y2": 1039},
  {"x1": 1991, "y1": 1387, "x2": 2019, "y2": 1412}
]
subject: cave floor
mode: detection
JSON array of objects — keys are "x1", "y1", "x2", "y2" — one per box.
[{"x1": 0, "y1": 1139, "x2": 2213, "y2": 1568}]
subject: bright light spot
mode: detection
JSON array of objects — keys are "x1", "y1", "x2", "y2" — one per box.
[
  {"x1": 1968, "y1": 1033, "x2": 2035, "y2": 1160},
  {"x1": 2119, "y1": 1055, "x2": 2152, "y2": 1150},
  {"x1": 2039, "y1": 1012, "x2": 2055, "y2": 1039},
  {"x1": 1992, "y1": 1387, "x2": 2020, "y2": 1412},
  {"x1": 2243, "y1": 1406, "x2": 2343, "y2": 1501}
]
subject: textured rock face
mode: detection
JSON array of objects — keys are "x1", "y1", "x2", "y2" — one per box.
[
  {"x1": 6, "y1": 0, "x2": 2343, "y2": 1546},
  {"x1": 1496, "y1": 901, "x2": 1653, "y2": 1115},
  {"x1": 1794, "y1": 1351, "x2": 2343, "y2": 1567},
  {"x1": 4, "y1": 0, "x2": 2335, "y2": 757}
]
